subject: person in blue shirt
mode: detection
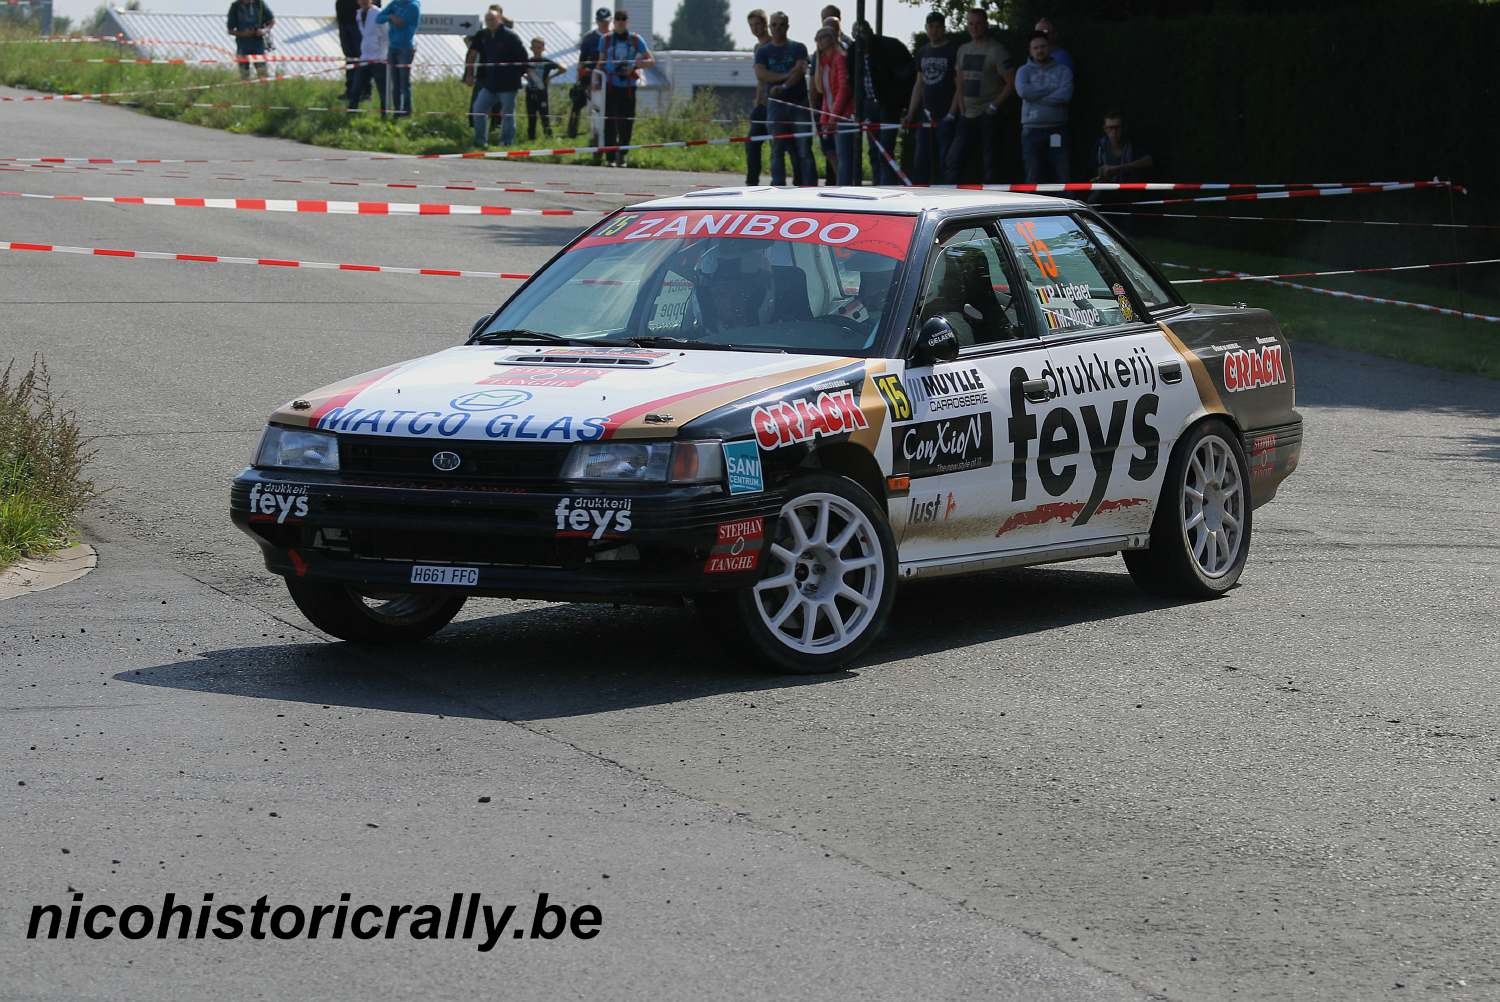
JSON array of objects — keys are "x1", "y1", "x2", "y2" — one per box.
[
  {"x1": 598, "y1": 9, "x2": 653, "y2": 166},
  {"x1": 753, "y1": 11, "x2": 814, "y2": 186},
  {"x1": 226, "y1": 0, "x2": 275, "y2": 80},
  {"x1": 377, "y1": 0, "x2": 421, "y2": 117}
]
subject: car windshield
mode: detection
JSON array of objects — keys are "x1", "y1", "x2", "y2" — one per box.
[{"x1": 482, "y1": 209, "x2": 920, "y2": 356}]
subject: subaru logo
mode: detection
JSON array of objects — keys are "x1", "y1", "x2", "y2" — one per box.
[{"x1": 431, "y1": 451, "x2": 462, "y2": 472}]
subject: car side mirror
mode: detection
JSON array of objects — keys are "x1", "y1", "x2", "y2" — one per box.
[{"x1": 911, "y1": 316, "x2": 960, "y2": 366}]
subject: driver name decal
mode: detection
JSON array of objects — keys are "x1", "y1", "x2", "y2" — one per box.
[{"x1": 575, "y1": 210, "x2": 918, "y2": 260}]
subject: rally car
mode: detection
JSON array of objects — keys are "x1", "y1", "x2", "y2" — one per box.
[{"x1": 232, "y1": 187, "x2": 1302, "y2": 673}]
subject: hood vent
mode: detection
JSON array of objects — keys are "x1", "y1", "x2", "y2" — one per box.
[{"x1": 501, "y1": 351, "x2": 676, "y2": 369}]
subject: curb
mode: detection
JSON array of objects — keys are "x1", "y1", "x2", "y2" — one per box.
[{"x1": 0, "y1": 542, "x2": 98, "y2": 601}]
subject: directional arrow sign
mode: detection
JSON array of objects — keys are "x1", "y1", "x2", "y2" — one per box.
[{"x1": 417, "y1": 12, "x2": 481, "y2": 34}]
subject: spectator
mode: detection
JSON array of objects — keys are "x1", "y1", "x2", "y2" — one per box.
[
  {"x1": 376, "y1": 0, "x2": 420, "y2": 117},
  {"x1": 744, "y1": 8, "x2": 772, "y2": 185},
  {"x1": 820, "y1": 4, "x2": 852, "y2": 47},
  {"x1": 849, "y1": 18, "x2": 913, "y2": 186},
  {"x1": 808, "y1": 14, "x2": 847, "y2": 184},
  {"x1": 335, "y1": 0, "x2": 362, "y2": 102},
  {"x1": 226, "y1": 0, "x2": 274, "y2": 80},
  {"x1": 944, "y1": 6, "x2": 1010, "y2": 184},
  {"x1": 755, "y1": 11, "x2": 814, "y2": 187},
  {"x1": 905, "y1": 11, "x2": 957, "y2": 186},
  {"x1": 814, "y1": 25, "x2": 853, "y2": 185},
  {"x1": 466, "y1": 7, "x2": 527, "y2": 147},
  {"x1": 1015, "y1": 29, "x2": 1072, "y2": 183},
  {"x1": 1093, "y1": 111, "x2": 1153, "y2": 182},
  {"x1": 1033, "y1": 16, "x2": 1072, "y2": 70},
  {"x1": 568, "y1": 8, "x2": 610, "y2": 139},
  {"x1": 600, "y1": 9, "x2": 653, "y2": 167},
  {"x1": 349, "y1": 0, "x2": 386, "y2": 114},
  {"x1": 524, "y1": 37, "x2": 563, "y2": 140}
]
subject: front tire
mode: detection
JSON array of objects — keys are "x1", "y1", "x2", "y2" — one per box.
[
  {"x1": 723, "y1": 473, "x2": 897, "y2": 674},
  {"x1": 285, "y1": 579, "x2": 467, "y2": 643},
  {"x1": 1124, "y1": 419, "x2": 1252, "y2": 597}
]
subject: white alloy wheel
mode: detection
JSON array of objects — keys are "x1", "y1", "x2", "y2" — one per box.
[
  {"x1": 753, "y1": 492, "x2": 885, "y2": 657},
  {"x1": 1180, "y1": 434, "x2": 1245, "y2": 579}
]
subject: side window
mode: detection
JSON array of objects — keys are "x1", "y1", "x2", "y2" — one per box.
[
  {"x1": 1082, "y1": 219, "x2": 1179, "y2": 313},
  {"x1": 1000, "y1": 215, "x2": 1130, "y2": 335},
  {"x1": 915, "y1": 226, "x2": 1025, "y2": 350}
]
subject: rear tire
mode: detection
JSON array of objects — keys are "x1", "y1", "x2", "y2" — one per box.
[
  {"x1": 721, "y1": 473, "x2": 897, "y2": 674},
  {"x1": 285, "y1": 579, "x2": 467, "y2": 643},
  {"x1": 1125, "y1": 419, "x2": 1252, "y2": 598}
]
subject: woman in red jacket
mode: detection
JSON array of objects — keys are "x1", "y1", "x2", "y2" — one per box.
[{"x1": 814, "y1": 26, "x2": 855, "y2": 185}]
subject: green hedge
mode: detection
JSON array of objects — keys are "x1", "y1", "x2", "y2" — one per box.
[{"x1": 1059, "y1": 4, "x2": 1497, "y2": 198}]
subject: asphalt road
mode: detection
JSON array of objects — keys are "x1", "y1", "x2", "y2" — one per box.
[{"x1": 3, "y1": 89, "x2": 1499, "y2": 1001}]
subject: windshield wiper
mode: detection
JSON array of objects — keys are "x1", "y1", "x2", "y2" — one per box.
[
  {"x1": 626, "y1": 335, "x2": 785, "y2": 353},
  {"x1": 468, "y1": 328, "x2": 578, "y2": 345}
]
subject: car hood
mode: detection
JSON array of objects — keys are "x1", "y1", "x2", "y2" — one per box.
[{"x1": 268, "y1": 344, "x2": 863, "y2": 443}]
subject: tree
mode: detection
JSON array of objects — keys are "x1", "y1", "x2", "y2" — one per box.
[{"x1": 668, "y1": 0, "x2": 733, "y2": 51}]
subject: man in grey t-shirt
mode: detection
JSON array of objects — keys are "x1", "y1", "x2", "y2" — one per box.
[{"x1": 943, "y1": 6, "x2": 1012, "y2": 184}]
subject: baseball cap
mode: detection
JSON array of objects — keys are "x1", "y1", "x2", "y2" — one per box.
[{"x1": 594, "y1": 7, "x2": 610, "y2": 19}]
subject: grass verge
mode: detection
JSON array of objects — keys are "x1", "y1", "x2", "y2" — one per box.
[
  {"x1": 0, "y1": 357, "x2": 95, "y2": 569},
  {"x1": 1133, "y1": 234, "x2": 1500, "y2": 380}
]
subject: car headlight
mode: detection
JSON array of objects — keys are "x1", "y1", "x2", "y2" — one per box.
[
  {"x1": 255, "y1": 425, "x2": 340, "y2": 472},
  {"x1": 561, "y1": 441, "x2": 724, "y2": 484}
]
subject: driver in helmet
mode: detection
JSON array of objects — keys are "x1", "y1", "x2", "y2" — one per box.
[
  {"x1": 836, "y1": 254, "x2": 897, "y2": 329},
  {"x1": 696, "y1": 240, "x2": 778, "y2": 332}
]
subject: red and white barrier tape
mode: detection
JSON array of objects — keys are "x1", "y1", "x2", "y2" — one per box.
[
  {"x1": 1117, "y1": 182, "x2": 1460, "y2": 207},
  {"x1": 0, "y1": 163, "x2": 677, "y2": 198},
  {"x1": 1164, "y1": 262, "x2": 1500, "y2": 324},
  {"x1": 0, "y1": 64, "x2": 344, "y2": 103},
  {"x1": 1165, "y1": 257, "x2": 1500, "y2": 285},
  {"x1": 0, "y1": 238, "x2": 533, "y2": 280},
  {"x1": 1102, "y1": 210, "x2": 1500, "y2": 231},
  {"x1": 0, "y1": 127, "x2": 823, "y2": 165},
  {"x1": 0, "y1": 189, "x2": 602, "y2": 217}
]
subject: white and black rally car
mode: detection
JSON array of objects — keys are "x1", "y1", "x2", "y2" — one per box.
[{"x1": 232, "y1": 188, "x2": 1302, "y2": 673}]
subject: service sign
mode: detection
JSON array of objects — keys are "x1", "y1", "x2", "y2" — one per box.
[{"x1": 574, "y1": 210, "x2": 919, "y2": 260}]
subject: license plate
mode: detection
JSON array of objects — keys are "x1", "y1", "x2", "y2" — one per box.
[{"x1": 409, "y1": 565, "x2": 479, "y2": 587}]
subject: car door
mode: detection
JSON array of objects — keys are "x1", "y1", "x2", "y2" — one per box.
[
  {"x1": 991, "y1": 211, "x2": 1199, "y2": 548},
  {"x1": 888, "y1": 220, "x2": 1055, "y2": 566}
]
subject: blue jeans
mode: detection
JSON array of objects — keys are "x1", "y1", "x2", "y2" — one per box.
[
  {"x1": 745, "y1": 104, "x2": 768, "y2": 185},
  {"x1": 861, "y1": 99, "x2": 900, "y2": 185},
  {"x1": 387, "y1": 47, "x2": 414, "y2": 116},
  {"x1": 472, "y1": 87, "x2": 517, "y2": 146},
  {"x1": 912, "y1": 115, "x2": 954, "y2": 185},
  {"x1": 768, "y1": 103, "x2": 814, "y2": 187},
  {"x1": 834, "y1": 125, "x2": 857, "y2": 186},
  {"x1": 1022, "y1": 126, "x2": 1070, "y2": 183}
]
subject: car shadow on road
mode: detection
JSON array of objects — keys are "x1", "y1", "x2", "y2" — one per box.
[{"x1": 116, "y1": 563, "x2": 1181, "y2": 720}]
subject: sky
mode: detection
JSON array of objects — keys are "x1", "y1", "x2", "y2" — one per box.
[{"x1": 46, "y1": 0, "x2": 933, "y2": 50}]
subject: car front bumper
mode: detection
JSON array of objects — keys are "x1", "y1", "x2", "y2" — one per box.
[{"x1": 230, "y1": 468, "x2": 784, "y2": 603}]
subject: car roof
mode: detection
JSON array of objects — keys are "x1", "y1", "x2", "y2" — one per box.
[{"x1": 627, "y1": 186, "x2": 1083, "y2": 216}]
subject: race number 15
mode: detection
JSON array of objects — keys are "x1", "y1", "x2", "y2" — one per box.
[
  {"x1": 874, "y1": 374, "x2": 912, "y2": 421},
  {"x1": 1013, "y1": 221, "x2": 1059, "y2": 280}
]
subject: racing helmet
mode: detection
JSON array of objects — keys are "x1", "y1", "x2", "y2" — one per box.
[
  {"x1": 697, "y1": 240, "x2": 775, "y2": 329},
  {"x1": 853, "y1": 253, "x2": 897, "y2": 313}
]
